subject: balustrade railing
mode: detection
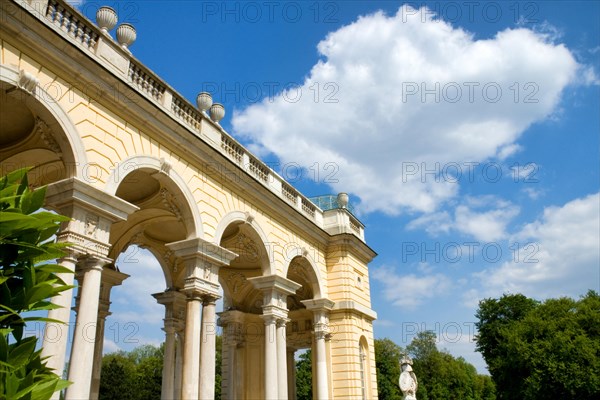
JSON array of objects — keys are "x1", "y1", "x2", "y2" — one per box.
[
  {"x1": 46, "y1": 0, "x2": 99, "y2": 50},
  {"x1": 23, "y1": 0, "x2": 367, "y2": 239}
]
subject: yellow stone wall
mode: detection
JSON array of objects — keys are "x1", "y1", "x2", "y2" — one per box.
[{"x1": 1, "y1": 25, "x2": 378, "y2": 398}]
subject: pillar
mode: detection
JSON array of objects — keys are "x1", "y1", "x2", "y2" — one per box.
[
  {"x1": 65, "y1": 256, "x2": 105, "y2": 400},
  {"x1": 199, "y1": 297, "x2": 218, "y2": 400},
  {"x1": 89, "y1": 308, "x2": 108, "y2": 400},
  {"x1": 181, "y1": 292, "x2": 202, "y2": 399},
  {"x1": 165, "y1": 238, "x2": 236, "y2": 399},
  {"x1": 153, "y1": 289, "x2": 186, "y2": 400},
  {"x1": 218, "y1": 310, "x2": 244, "y2": 400},
  {"x1": 287, "y1": 348, "x2": 297, "y2": 400},
  {"x1": 41, "y1": 253, "x2": 78, "y2": 382},
  {"x1": 90, "y1": 267, "x2": 128, "y2": 400},
  {"x1": 249, "y1": 275, "x2": 301, "y2": 400},
  {"x1": 277, "y1": 319, "x2": 289, "y2": 400},
  {"x1": 161, "y1": 325, "x2": 177, "y2": 399},
  {"x1": 315, "y1": 325, "x2": 329, "y2": 400},
  {"x1": 174, "y1": 332, "x2": 184, "y2": 400},
  {"x1": 262, "y1": 314, "x2": 278, "y2": 400},
  {"x1": 301, "y1": 299, "x2": 335, "y2": 400}
]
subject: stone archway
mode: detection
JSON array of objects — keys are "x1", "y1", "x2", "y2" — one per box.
[{"x1": 0, "y1": 64, "x2": 88, "y2": 181}]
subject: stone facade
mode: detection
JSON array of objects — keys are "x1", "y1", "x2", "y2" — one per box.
[{"x1": 0, "y1": 0, "x2": 378, "y2": 398}]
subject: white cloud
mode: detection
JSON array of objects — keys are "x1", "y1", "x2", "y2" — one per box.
[
  {"x1": 408, "y1": 196, "x2": 520, "y2": 241},
  {"x1": 472, "y1": 192, "x2": 600, "y2": 300},
  {"x1": 372, "y1": 265, "x2": 451, "y2": 310},
  {"x1": 232, "y1": 5, "x2": 589, "y2": 215},
  {"x1": 103, "y1": 338, "x2": 121, "y2": 355}
]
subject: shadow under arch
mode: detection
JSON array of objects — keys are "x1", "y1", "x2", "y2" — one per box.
[
  {"x1": 214, "y1": 211, "x2": 273, "y2": 276},
  {"x1": 0, "y1": 64, "x2": 88, "y2": 180},
  {"x1": 284, "y1": 249, "x2": 325, "y2": 300},
  {"x1": 104, "y1": 155, "x2": 203, "y2": 240}
]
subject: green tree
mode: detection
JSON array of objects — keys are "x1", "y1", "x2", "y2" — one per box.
[
  {"x1": 475, "y1": 293, "x2": 537, "y2": 398},
  {"x1": 296, "y1": 350, "x2": 312, "y2": 400},
  {"x1": 99, "y1": 337, "x2": 223, "y2": 400},
  {"x1": 406, "y1": 331, "x2": 496, "y2": 400},
  {"x1": 0, "y1": 168, "x2": 72, "y2": 400},
  {"x1": 130, "y1": 345, "x2": 162, "y2": 400},
  {"x1": 374, "y1": 338, "x2": 403, "y2": 400},
  {"x1": 98, "y1": 352, "x2": 136, "y2": 400},
  {"x1": 476, "y1": 291, "x2": 600, "y2": 399}
]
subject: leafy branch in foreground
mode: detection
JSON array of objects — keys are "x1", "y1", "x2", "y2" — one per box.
[{"x1": 0, "y1": 168, "x2": 73, "y2": 400}]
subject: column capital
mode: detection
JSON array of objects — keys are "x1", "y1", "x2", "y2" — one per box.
[
  {"x1": 76, "y1": 254, "x2": 110, "y2": 273},
  {"x1": 167, "y1": 238, "x2": 236, "y2": 297},
  {"x1": 46, "y1": 178, "x2": 138, "y2": 258},
  {"x1": 182, "y1": 278, "x2": 223, "y2": 300},
  {"x1": 249, "y1": 275, "x2": 301, "y2": 318},
  {"x1": 260, "y1": 314, "x2": 278, "y2": 325},
  {"x1": 202, "y1": 296, "x2": 218, "y2": 306},
  {"x1": 166, "y1": 237, "x2": 237, "y2": 266},
  {"x1": 301, "y1": 298, "x2": 335, "y2": 312},
  {"x1": 163, "y1": 321, "x2": 178, "y2": 334},
  {"x1": 277, "y1": 318, "x2": 291, "y2": 328}
]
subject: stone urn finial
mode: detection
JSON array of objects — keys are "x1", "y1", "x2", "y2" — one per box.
[
  {"x1": 337, "y1": 192, "x2": 349, "y2": 209},
  {"x1": 210, "y1": 103, "x2": 225, "y2": 123},
  {"x1": 196, "y1": 92, "x2": 213, "y2": 112},
  {"x1": 116, "y1": 23, "x2": 136, "y2": 51},
  {"x1": 96, "y1": 6, "x2": 117, "y2": 35}
]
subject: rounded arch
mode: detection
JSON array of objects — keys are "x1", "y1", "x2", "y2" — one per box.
[
  {"x1": 285, "y1": 251, "x2": 325, "y2": 299},
  {"x1": 104, "y1": 155, "x2": 203, "y2": 239},
  {"x1": 0, "y1": 64, "x2": 88, "y2": 177},
  {"x1": 214, "y1": 211, "x2": 274, "y2": 275}
]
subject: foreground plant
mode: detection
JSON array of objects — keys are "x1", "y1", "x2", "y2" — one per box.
[{"x1": 0, "y1": 168, "x2": 72, "y2": 400}]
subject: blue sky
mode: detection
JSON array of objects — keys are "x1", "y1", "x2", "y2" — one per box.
[{"x1": 60, "y1": 0, "x2": 600, "y2": 372}]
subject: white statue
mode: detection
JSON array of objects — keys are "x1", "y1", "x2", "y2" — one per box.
[{"x1": 399, "y1": 355, "x2": 418, "y2": 400}]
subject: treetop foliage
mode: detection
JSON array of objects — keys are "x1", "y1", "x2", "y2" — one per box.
[
  {"x1": 375, "y1": 332, "x2": 495, "y2": 400},
  {"x1": 476, "y1": 291, "x2": 600, "y2": 399}
]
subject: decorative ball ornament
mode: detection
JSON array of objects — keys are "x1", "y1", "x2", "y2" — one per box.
[
  {"x1": 196, "y1": 92, "x2": 213, "y2": 112},
  {"x1": 337, "y1": 192, "x2": 349, "y2": 209},
  {"x1": 210, "y1": 103, "x2": 225, "y2": 123},
  {"x1": 96, "y1": 6, "x2": 118, "y2": 34},
  {"x1": 116, "y1": 23, "x2": 136, "y2": 50}
]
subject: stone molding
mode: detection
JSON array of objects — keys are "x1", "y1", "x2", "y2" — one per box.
[
  {"x1": 45, "y1": 177, "x2": 138, "y2": 257},
  {"x1": 249, "y1": 275, "x2": 302, "y2": 319}
]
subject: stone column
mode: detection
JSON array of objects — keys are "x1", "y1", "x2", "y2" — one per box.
[
  {"x1": 277, "y1": 319, "x2": 290, "y2": 400},
  {"x1": 43, "y1": 177, "x2": 138, "y2": 400},
  {"x1": 165, "y1": 238, "x2": 236, "y2": 399},
  {"x1": 262, "y1": 314, "x2": 278, "y2": 400},
  {"x1": 90, "y1": 268, "x2": 129, "y2": 400},
  {"x1": 302, "y1": 299, "x2": 335, "y2": 400},
  {"x1": 162, "y1": 324, "x2": 177, "y2": 400},
  {"x1": 218, "y1": 310, "x2": 244, "y2": 400},
  {"x1": 153, "y1": 290, "x2": 186, "y2": 400},
  {"x1": 287, "y1": 348, "x2": 297, "y2": 400},
  {"x1": 249, "y1": 275, "x2": 301, "y2": 400},
  {"x1": 89, "y1": 308, "x2": 108, "y2": 400},
  {"x1": 199, "y1": 297, "x2": 218, "y2": 400},
  {"x1": 314, "y1": 323, "x2": 329, "y2": 400},
  {"x1": 40, "y1": 253, "x2": 78, "y2": 379},
  {"x1": 174, "y1": 332, "x2": 184, "y2": 400},
  {"x1": 65, "y1": 256, "x2": 106, "y2": 400},
  {"x1": 181, "y1": 291, "x2": 202, "y2": 400}
]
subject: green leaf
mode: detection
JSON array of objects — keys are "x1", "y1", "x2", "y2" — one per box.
[
  {"x1": 35, "y1": 264, "x2": 74, "y2": 275},
  {"x1": 8, "y1": 337, "x2": 36, "y2": 369},
  {"x1": 22, "y1": 187, "x2": 46, "y2": 215}
]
